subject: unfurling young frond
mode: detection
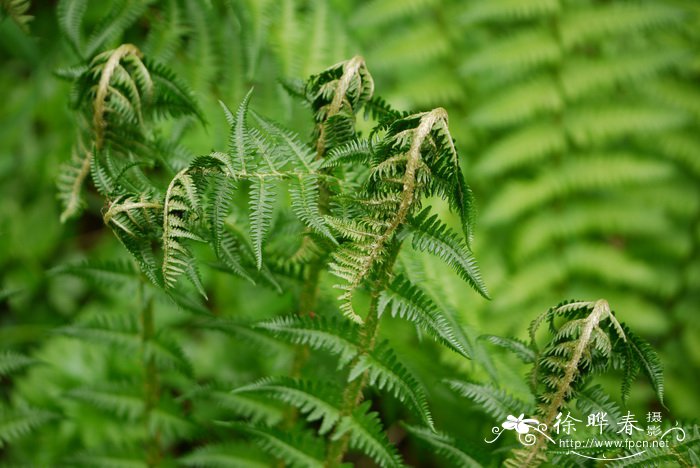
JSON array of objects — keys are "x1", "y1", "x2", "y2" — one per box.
[
  {"x1": 58, "y1": 40, "x2": 201, "y2": 224},
  {"x1": 162, "y1": 168, "x2": 206, "y2": 295},
  {"x1": 0, "y1": 0, "x2": 32, "y2": 33},
  {"x1": 55, "y1": 49, "x2": 491, "y2": 468},
  {"x1": 328, "y1": 107, "x2": 486, "y2": 322},
  {"x1": 454, "y1": 299, "x2": 665, "y2": 468}
]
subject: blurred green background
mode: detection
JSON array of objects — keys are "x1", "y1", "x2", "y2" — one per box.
[{"x1": 1, "y1": 0, "x2": 699, "y2": 465}]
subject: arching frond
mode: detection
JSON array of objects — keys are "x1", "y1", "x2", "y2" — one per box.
[
  {"x1": 403, "y1": 424, "x2": 484, "y2": 468},
  {"x1": 446, "y1": 380, "x2": 533, "y2": 422},
  {"x1": 0, "y1": 351, "x2": 38, "y2": 377},
  {"x1": 378, "y1": 274, "x2": 470, "y2": 357},
  {"x1": 0, "y1": 407, "x2": 56, "y2": 448},
  {"x1": 407, "y1": 210, "x2": 489, "y2": 298}
]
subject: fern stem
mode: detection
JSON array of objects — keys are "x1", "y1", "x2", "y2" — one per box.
[
  {"x1": 139, "y1": 282, "x2": 161, "y2": 467},
  {"x1": 325, "y1": 246, "x2": 399, "y2": 467},
  {"x1": 324, "y1": 292, "x2": 382, "y2": 467}
]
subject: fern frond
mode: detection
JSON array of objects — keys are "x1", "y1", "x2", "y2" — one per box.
[
  {"x1": 332, "y1": 401, "x2": 403, "y2": 468},
  {"x1": 0, "y1": 407, "x2": 56, "y2": 448},
  {"x1": 378, "y1": 274, "x2": 470, "y2": 357},
  {"x1": 620, "y1": 324, "x2": 664, "y2": 405},
  {"x1": 162, "y1": 168, "x2": 206, "y2": 295},
  {"x1": 461, "y1": 0, "x2": 558, "y2": 24},
  {"x1": 407, "y1": 210, "x2": 489, "y2": 298},
  {"x1": 483, "y1": 154, "x2": 674, "y2": 225},
  {"x1": 480, "y1": 335, "x2": 536, "y2": 364},
  {"x1": 57, "y1": 0, "x2": 86, "y2": 55},
  {"x1": 255, "y1": 316, "x2": 360, "y2": 368},
  {"x1": 351, "y1": 342, "x2": 433, "y2": 429},
  {"x1": 0, "y1": 0, "x2": 32, "y2": 33},
  {"x1": 210, "y1": 390, "x2": 285, "y2": 426},
  {"x1": 180, "y1": 443, "x2": 268, "y2": 468},
  {"x1": 219, "y1": 88, "x2": 253, "y2": 174},
  {"x1": 233, "y1": 377, "x2": 343, "y2": 435},
  {"x1": 248, "y1": 176, "x2": 275, "y2": 270},
  {"x1": 0, "y1": 351, "x2": 38, "y2": 376},
  {"x1": 559, "y1": 3, "x2": 683, "y2": 49},
  {"x1": 306, "y1": 55, "x2": 374, "y2": 124},
  {"x1": 228, "y1": 423, "x2": 326, "y2": 468},
  {"x1": 331, "y1": 107, "x2": 482, "y2": 320},
  {"x1": 446, "y1": 380, "x2": 534, "y2": 421},
  {"x1": 403, "y1": 424, "x2": 484, "y2": 468},
  {"x1": 289, "y1": 174, "x2": 335, "y2": 242},
  {"x1": 50, "y1": 259, "x2": 138, "y2": 289},
  {"x1": 58, "y1": 143, "x2": 93, "y2": 223},
  {"x1": 84, "y1": 2, "x2": 148, "y2": 59}
]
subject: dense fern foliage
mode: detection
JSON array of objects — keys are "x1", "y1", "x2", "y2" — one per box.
[{"x1": 1, "y1": 0, "x2": 699, "y2": 467}]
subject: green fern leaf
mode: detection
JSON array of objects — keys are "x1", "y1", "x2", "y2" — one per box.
[
  {"x1": 480, "y1": 335, "x2": 536, "y2": 364},
  {"x1": 403, "y1": 424, "x2": 484, "y2": 468},
  {"x1": 180, "y1": 443, "x2": 268, "y2": 468},
  {"x1": 289, "y1": 174, "x2": 335, "y2": 242},
  {"x1": 407, "y1": 210, "x2": 489, "y2": 298},
  {"x1": 0, "y1": 351, "x2": 38, "y2": 376},
  {"x1": 446, "y1": 380, "x2": 533, "y2": 422},
  {"x1": 209, "y1": 390, "x2": 285, "y2": 427},
  {"x1": 321, "y1": 138, "x2": 373, "y2": 169},
  {"x1": 1, "y1": 0, "x2": 32, "y2": 33},
  {"x1": 162, "y1": 169, "x2": 206, "y2": 295},
  {"x1": 378, "y1": 274, "x2": 470, "y2": 357},
  {"x1": 67, "y1": 384, "x2": 144, "y2": 420},
  {"x1": 350, "y1": 342, "x2": 433, "y2": 429},
  {"x1": 332, "y1": 401, "x2": 404, "y2": 468},
  {"x1": 251, "y1": 111, "x2": 315, "y2": 171},
  {"x1": 227, "y1": 423, "x2": 326, "y2": 468},
  {"x1": 575, "y1": 385, "x2": 623, "y2": 431},
  {"x1": 255, "y1": 316, "x2": 361, "y2": 368},
  {"x1": 233, "y1": 378, "x2": 342, "y2": 435},
  {"x1": 0, "y1": 407, "x2": 56, "y2": 448},
  {"x1": 248, "y1": 176, "x2": 275, "y2": 270},
  {"x1": 50, "y1": 259, "x2": 138, "y2": 289},
  {"x1": 57, "y1": 0, "x2": 87, "y2": 55},
  {"x1": 220, "y1": 88, "x2": 253, "y2": 174},
  {"x1": 621, "y1": 324, "x2": 664, "y2": 405},
  {"x1": 84, "y1": 1, "x2": 148, "y2": 59}
]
